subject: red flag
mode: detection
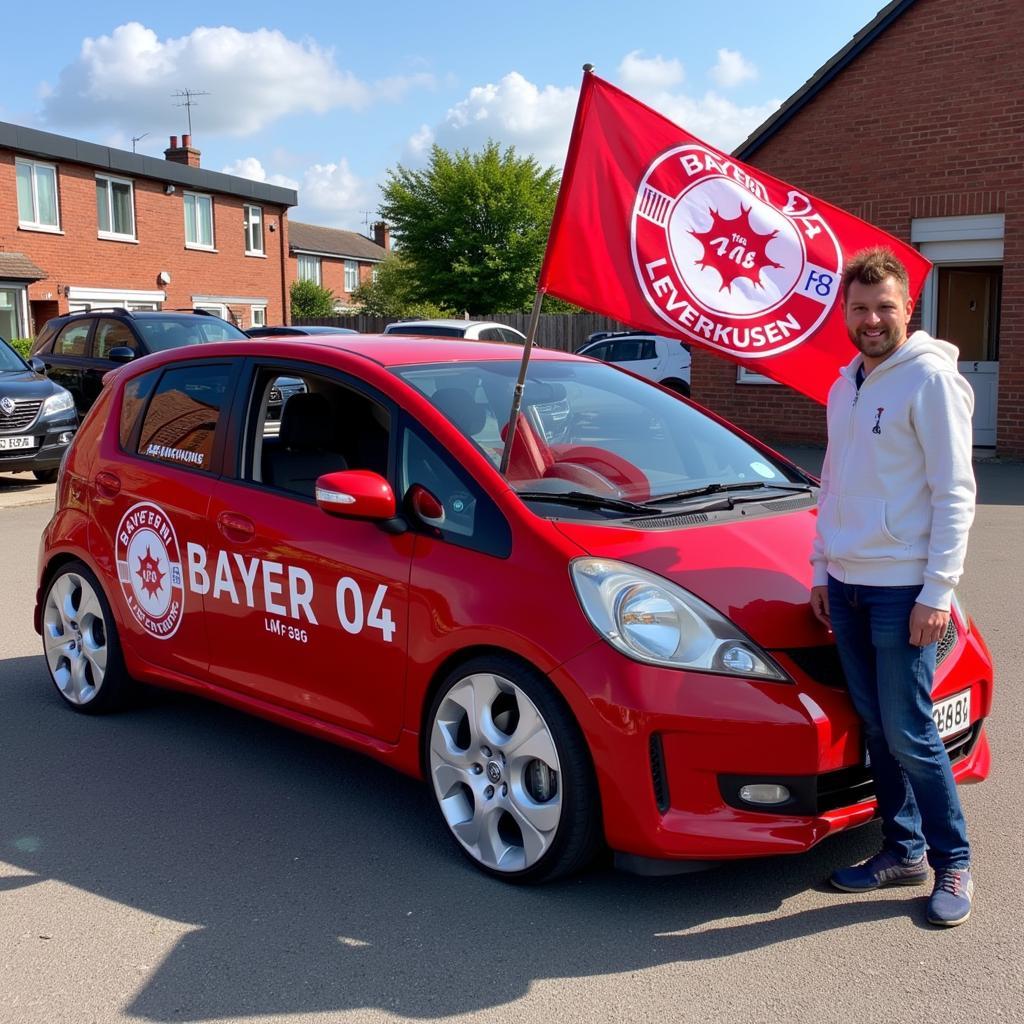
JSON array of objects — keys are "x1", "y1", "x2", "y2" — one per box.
[{"x1": 539, "y1": 72, "x2": 931, "y2": 404}]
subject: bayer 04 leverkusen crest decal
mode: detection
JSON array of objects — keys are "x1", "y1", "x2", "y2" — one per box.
[
  {"x1": 631, "y1": 145, "x2": 842, "y2": 359},
  {"x1": 115, "y1": 501, "x2": 185, "y2": 640}
]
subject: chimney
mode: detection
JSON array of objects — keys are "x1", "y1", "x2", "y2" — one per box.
[
  {"x1": 372, "y1": 221, "x2": 390, "y2": 252},
  {"x1": 164, "y1": 133, "x2": 202, "y2": 168}
]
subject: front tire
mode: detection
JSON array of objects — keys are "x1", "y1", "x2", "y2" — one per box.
[
  {"x1": 426, "y1": 654, "x2": 600, "y2": 883},
  {"x1": 41, "y1": 560, "x2": 131, "y2": 713}
]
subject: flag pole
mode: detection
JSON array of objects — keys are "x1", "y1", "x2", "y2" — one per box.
[{"x1": 499, "y1": 63, "x2": 595, "y2": 478}]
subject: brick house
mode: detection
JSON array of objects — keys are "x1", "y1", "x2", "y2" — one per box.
[
  {"x1": 691, "y1": 0, "x2": 1023, "y2": 457},
  {"x1": 1, "y1": 125, "x2": 297, "y2": 338},
  {"x1": 289, "y1": 221, "x2": 390, "y2": 312}
]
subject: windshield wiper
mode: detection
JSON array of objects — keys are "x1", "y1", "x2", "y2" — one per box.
[
  {"x1": 644, "y1": 481, "x2": 814, "y2": 506},
  {"x1": 516, "y1": 490, "x2": 660, "y2": 516}
]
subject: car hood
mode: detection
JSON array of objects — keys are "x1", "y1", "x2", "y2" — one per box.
[
  {"x1": 554, "y1": 506, "x2": 826, "y2": 649},
  {"x1": 0, "y1": 368, "x2": 63, "y2": 398}
]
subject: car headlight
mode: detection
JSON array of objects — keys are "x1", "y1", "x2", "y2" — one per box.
[
  {"x1": 570, "y1": 558, "x2": 790, "y2": 681},
  {"x1": 41, "y1": 390, "x2": 75, "y2": 417}
]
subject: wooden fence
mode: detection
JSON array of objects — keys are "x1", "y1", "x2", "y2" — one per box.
[{"x1": 293, "y1": 313, "x2": 633, "y2": 353}]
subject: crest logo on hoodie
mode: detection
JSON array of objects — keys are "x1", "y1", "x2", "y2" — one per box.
[
  {"x1": 872, "y1": 407, "x2": 885, "y2": 435},
  {"x1": 632, "y1": 144, "x2": 843, "y2": 359}
]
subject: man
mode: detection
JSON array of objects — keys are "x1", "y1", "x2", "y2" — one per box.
[{"x1": 810, "y1": 247, "x2": 976, "y2": 927}]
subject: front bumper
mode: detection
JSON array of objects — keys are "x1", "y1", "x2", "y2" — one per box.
[
  {"x1": 0, "y1": 416, "x2": 77, "y2": 475},
  {"x1": 552, "y1": 619, "x2": 993, "y2": 863}
]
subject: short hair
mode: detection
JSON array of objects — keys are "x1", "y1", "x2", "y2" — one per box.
[{"x1": 841, "y1": 247, "x2": 910, "y2": 301}]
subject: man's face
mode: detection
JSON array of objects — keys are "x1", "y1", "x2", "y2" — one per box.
[{"x1": 844, "y1": 276, "x2": 914, "y2": 363}]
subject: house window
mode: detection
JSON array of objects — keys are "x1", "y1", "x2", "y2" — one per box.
[
  {"x1": 96, "y1": 174, "x2": 135, "y2": 240},
  {"x1": 344, "y1": 259, "x2": 359, "y2": 292},
  {"x1": 245, "y1": 205, "x2": 264, "y2": 255},
  {"x1": 251, "y1": 305, "x2": 267, "y2": 328},
  {"x1": 372, "y1": 267, "x2": 379, "y2": 284},
  {"x1": 184, "y1": 192, "x2": 215, "y2": 249},
  {"x1": 298, "y1": 254, "x2": 321, "y2": 285},
  {"x1": 16, "y1": 159, "x2": 60, "y2": 231}
]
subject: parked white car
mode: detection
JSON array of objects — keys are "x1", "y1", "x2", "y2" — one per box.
[
  {"x1": 383, "y1": 319, "x2": 526, "y2": 343},
  {"x1": 576, "y1": 331, "x2": 692, "y2": 396}
]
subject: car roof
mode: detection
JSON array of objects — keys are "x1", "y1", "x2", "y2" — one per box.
[{"x1": 132, "y1": 334, "x2": 580, "y2": 369}]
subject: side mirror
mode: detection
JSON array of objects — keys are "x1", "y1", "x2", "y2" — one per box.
[
  {"x1": 29, "y1": 357, "x2": 47, "y2": 375},
  {"x1": 108, "y1": 347, "x2": 136, "y2": 363},
  {"x1": 315, "y1": 469, "x2": 397, "y2": 522}
]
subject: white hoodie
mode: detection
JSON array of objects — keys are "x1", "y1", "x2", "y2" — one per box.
[{"x1": 811, "y1": 330, "x2": 976, "y2": 611}]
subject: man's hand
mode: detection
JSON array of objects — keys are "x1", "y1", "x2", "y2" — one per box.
[
  {"x1": 810, "y1": 585, "x2": 831, "y2": 628},
  {"x1": 910, "y1": 602, "x2": 949, "y2": 646}
]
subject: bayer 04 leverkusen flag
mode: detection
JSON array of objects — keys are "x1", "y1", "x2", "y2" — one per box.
[{"x1": 538, "y1": 72, "x2": 931, "y2": 404}]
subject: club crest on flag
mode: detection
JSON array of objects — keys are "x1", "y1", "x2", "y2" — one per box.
[{"x1": 631, "y1": 144, "x2": 843, "y2": 359}]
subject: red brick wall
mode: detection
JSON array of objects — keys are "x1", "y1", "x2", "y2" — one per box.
[
  {"x1": 0, "y1": 151, "x2": 290, "y2": 330},
  {"x1": 695, "y1": 0, "x2": 1024, "y2": 456}
]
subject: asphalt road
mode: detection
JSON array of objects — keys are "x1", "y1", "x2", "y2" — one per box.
[{"x1": 1, "y1": 460, "x2": 1022, "y2": 1024}]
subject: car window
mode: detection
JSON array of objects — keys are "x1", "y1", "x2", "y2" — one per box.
[
  {"x1": 386, "y1": 325, "x2": 464, "y2": 338},
  {"x1": 31, "y1": 322, "x2": 59, "y2": 355},
  {"x1": 136, "y1": 364, "x2": 232, "y2": 472},
  {"x1": 400, "y1": 422, "x2": 511, "y2": 557},
  {"x1": 241, "y1": 366, "x2": 390, "y2": 500},
  {"x1": 608, "y1": 338, "x2": 652, "y2": 363},
  {"x1": 498, "y1": 328, "x2": 525, "y2": 344},
  {"x1": 0, "y1": 338, "x2": 27, "y2": 371},
  {"x1": 135, "y1": 317, "x2": 247, "y2": 351},
  {"x1": 53, "y1": 321, "x2": 91, "y2": 357},
  {"x1": 119, "y1": 369, "x2": 161, "y2": 450},
  {"x1": 477, "y1": 328, "x2": 504, "y2": 342},
  {"x1": 95, "y1": 318, "x2": 139, "y2": 360}
]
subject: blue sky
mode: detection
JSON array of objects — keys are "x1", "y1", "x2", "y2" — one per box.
[{"x1": 3, "y1": 1, "x2": 887, "y2": 231}]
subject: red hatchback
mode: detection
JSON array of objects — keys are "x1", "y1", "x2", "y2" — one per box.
[{"x1": 35, "y1": 336, "x2": 993, "y2": 882}]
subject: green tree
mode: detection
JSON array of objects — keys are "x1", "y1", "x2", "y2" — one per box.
[
  {"x1": 290, "y1": 279, "x2": 336, "y2": 319},
  {"x1": 351, "y1": 255, "x2": 452, "y2": 320},
  {"x1": 379, "y1": 141, "x2": 559, "y2": 313}
]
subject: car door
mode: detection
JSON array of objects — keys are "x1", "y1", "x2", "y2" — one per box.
[
  {"x1": 42, "y1": 319, "x2": 93, "y2": 416},
  {"x1": 90, "y1": 359, "x2": 236, "y2": 678},
  {"x1": 84, "y1": 317, "x2": 141, "y2": 409},
  {"x1": 202, "y1": 360, "x2": 415, "y2": 741}
]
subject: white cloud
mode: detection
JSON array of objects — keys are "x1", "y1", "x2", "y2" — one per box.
[
  {"x1": 409, "y1": 60, "x2": 778, "y2": 167},
  {"x1": 710, "y1": 48, "x2": 758, "y2": 88},
  {"x1": 221, "y1": 157, "x2": 299, "y2": 190},
  {"x1": 416, "y1": 71, "x2": 578, "y2": 166},
  {"x1": 40, "y1": 22, "x2": 432, "y2": 137},
  {"x1": 618, "y1": 50, "x2": 685, "y2": 93}
]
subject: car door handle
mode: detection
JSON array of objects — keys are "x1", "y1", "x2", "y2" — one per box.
[
  {"x1": 217, "y1": 511, "x2": 255, "y2": 543},
  {"x1": 94, "y1": 470, "x2": 121, "y2": 498}
]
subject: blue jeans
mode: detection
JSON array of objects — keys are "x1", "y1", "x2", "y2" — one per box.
[{"x1": 827, "y1": 575, "x2": 970, "y2": 871}]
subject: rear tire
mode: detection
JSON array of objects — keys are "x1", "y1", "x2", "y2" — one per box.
[
  {"x1": 33, "y1": 468, "x2": 59, "y2": 483},
  {"x1": 662, "y1": 379, "x2": 690, "y2": 397},
  {"x1": 41, "y1": 560, "x2": 132, "y2": 714},
  {"x1": 426, "y1": 654, "x2": 601, "y2": 883}
]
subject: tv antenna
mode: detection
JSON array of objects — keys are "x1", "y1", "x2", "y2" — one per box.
[
  {"x1": 171, "y1": 89, "x2": 210, "y2": 136},
  {"x1": 131, "y1": 132, "x2": 149, "y2": 153}
]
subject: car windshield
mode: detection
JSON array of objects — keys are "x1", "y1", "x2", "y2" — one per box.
[
  {"x1": 394, "y1": 359, "x2": 802, "y2": 508},
  {"x1": 0, "y1": 339, "x2": 27, "y2": 372},
  {"x1": 136, "y1": 317, "x2": 248, "y2": 351},
  {"x1": 387, "y1": 325, "x2": 465, "y2": 337}
]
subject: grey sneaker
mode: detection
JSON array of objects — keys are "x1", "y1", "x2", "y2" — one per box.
[
  {"x1": 830, "y1": 849, "x2": 929, "y2": 892},
  {"x1": 927, "y1": 868, "x2": 974, "y2": 927}
]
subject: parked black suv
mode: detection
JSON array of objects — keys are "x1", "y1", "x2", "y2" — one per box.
[
  {"x1": 0, "y1": 336, "x2": 78, "y2": 482},
  {"x1": 30, "y1": 308, "x2": 248, "y2": 417}
]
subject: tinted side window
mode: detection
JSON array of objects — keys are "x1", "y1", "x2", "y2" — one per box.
[
  {"x1": 498, "y1": 328, "x2": 524, "y2": 344},
  {"x1": 609, "y1": 338, "x2": 650, "y2": 363},
  {"x1": 119, "y1": 369, "x2": 161, "y2": 450},
  {"x1": 477, "y1": 328, "x2": 503, "y2": 341},
  {"x1": 32, "y1": 322, "x2": 59, "y2": 354},
  {"x1": 95, "y1": 318, "x2": 139, "y2": 360},
  {"x1": 54, "y1": 321, "x2": 91, "y2": 357},
  {"x1": 137, "y1": 364, "x2": 232, "y2": 472},
  {"x1": 400, "y1": 422, "x2": 511, "y2": 557}
]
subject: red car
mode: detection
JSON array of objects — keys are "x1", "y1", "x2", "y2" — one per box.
[{"x1": 34, "y1": 336, "x2": 993, "y2": 882}]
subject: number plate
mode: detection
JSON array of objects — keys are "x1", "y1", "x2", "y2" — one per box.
[
  {"x1": 0, "y1": 435, "x2": 36, "y2": 451},
  {"x1": 932, "y1": 689, "x2": 971, "y2": 740}
]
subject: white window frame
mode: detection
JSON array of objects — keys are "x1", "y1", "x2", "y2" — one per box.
[
  {"x1": 244, "y1": 204, "x2": 264, "y2": 256},
  {"x1": 344, "y1": 259, "x2": 359, "y2": 293},
  {"x1": 16, "y1": 159, "x2": 61, "y2": 232},
  {"x1": 297, "y1": 254, "x2": 322, "y2": 285},
  {"x1": 96, "y1": 173, "x2": 136, "y2": 241},
  {"x1": 184, "y1": 191, "x2": 216, "y2": 250},
  {"x1": 736, "y1": 362, "x2": 781, "y2": 385},
  {"x1": 0, "y1": 282, "x2": 31, "y2": 338},
  {"x1": 251, "y1": 305, "x2": 268, "y2": 328}
]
